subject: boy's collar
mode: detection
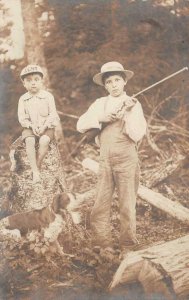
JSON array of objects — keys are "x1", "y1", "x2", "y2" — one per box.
[{"x1": 22, "y1": 90, "x2": 46, "y2": 101}]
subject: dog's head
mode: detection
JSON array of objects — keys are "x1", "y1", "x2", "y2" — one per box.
[
  {"x1": 52, "y1": 192, "x2": 82, "y2": 224},
  {"x1": 52, "y1": 193, "x2": 71, "y2": 213}
]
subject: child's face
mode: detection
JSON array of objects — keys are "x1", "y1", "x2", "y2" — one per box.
[
  {"x1": 22, "y1": 73, "x2": 43, "y2": 94},
  {"x1": 104, "y1": 74, "x2": 126, "y2": 97}
]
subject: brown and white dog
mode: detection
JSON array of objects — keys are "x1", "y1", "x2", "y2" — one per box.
[
  {"x1": 1, "y1": 192, "x2": 79, "y2": 234},
  {"x1": 0, "y1": 192, "x2": 82, "y2": 255}
]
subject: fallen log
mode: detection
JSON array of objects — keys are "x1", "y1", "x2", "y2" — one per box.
[
  {"x1": 81, "y1": 158, "x2": 189, "y2": 225},
  {"x1": 82, "y1": 147, "x2": 185, "y2": 189},
  {"x1": 109, "y1": 234, "x2": 189, "y2": 300},
  {"x1": 142, "y1": 152, "x2": 185, "y2": 188},
  {"x1": 138, "y1": 186, "x2": 189, "y2": 225}
]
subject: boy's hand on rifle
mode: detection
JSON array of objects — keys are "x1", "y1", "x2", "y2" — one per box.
[
  {"x1": 124, "y1": 97, "x2": 137, "y2": 111},
  {"x1": 116, "y1": 97, "x2": 137, "y2": 119},
  {"x1": 99, "y1": 113, "x2": 117, "y2": 123}
]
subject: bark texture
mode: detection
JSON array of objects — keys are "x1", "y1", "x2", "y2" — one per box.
[
  {"x1": 20, "y1": 0, "x2": 68, "y2": 156},
  {"x1": 8, "y1": 137, "x2": 68, "y2": 212},
  {"x1": 109, "y1": 234, "x2": 189, "y2": 300}
]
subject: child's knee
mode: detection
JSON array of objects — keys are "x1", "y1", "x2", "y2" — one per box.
[{"x1": 39, "y1": 135, "x2": 50, "y2": 147}]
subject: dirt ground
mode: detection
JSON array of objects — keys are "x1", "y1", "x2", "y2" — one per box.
[
  {"x1": 0, "y1": 140, "x2": 189, "y2": 300},
  {"x1": 0, "y1": 68, "x2": 188, "y2": 299}
]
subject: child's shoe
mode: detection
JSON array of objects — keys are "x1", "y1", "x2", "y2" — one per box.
[{"x1": 32, "y1": 171, "x2": 41, "y2": 184}]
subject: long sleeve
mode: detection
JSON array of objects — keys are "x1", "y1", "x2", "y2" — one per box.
[
  {"x1": 77, "y1": 99, "x2": 105, "y2": 133},
  {"x1": 123, "y1": 101, "x2": 147, "y2": 142},
  {"x1": 18, "y1": 98, "x2": 32, "y2": 128},
  {"x1": 43, "y1": 94, "x2": 60, "y2": 128}
]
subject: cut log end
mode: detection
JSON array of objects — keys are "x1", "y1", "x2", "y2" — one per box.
[{"x1": 109, "y1": 234, "x2": 189, "y2": 299}]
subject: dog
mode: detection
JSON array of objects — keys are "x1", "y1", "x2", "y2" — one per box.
[
  {"x1": 0, "y1": 192, "x2": 82, "y2": 255},
  {"x1": 0, "y1": 192, "x2": 73, "y2": 234}
]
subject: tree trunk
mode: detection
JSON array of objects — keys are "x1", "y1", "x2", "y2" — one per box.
[
  {"x1": 109, "y1": 234, "x2": 189, "y2": 300},
  {"x1": 20, "y1": 0, "x2": 68, "y2": 157},
  {"x1": 20, "y1": 0, "x2": 49, "y2": 83},
  {"x1": 111, "y1": 0, "x2": 120, "y2": 33}
]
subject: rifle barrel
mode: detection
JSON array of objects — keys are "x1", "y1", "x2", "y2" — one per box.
[
  {"x1": 133, "y1": 67, "x2": 188, "y2": 97},
  {"x1": 67, "y1": 66, "x2": 189, "y2": 159}
]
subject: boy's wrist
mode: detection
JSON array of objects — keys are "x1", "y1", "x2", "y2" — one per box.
[{"x1": 124, "y1": 97, "x2": 137, "y2": 110}]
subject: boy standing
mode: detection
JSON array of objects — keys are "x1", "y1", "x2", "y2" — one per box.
[
  {"x1": 18, "y1": 64, "x2": 60, "y2": 184},
  {"x1": 77, "y1": 61, "x2": 147, "y2": 253}
]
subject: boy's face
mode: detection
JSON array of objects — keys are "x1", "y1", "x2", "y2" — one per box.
[
  {"x1": 22, "y1": 73, "x2": 43, "y2": 94},
  {"x1": 104, "y1": 74, "x2": 126, "y2": 97}
]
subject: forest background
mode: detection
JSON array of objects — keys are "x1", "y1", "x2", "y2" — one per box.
[
  {"x1": 0, "y1": 0, "x2": 189, "y2": 152},
  {"x1": 0, "y1": 0, "x2": 189, "y2": 299}
]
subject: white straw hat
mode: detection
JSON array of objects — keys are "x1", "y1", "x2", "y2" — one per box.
[
  {"x1": 20, "y1": 64, "x2": 44, "y2": 80},
  {"x1": 93, "y1": 61, "x2": 134, "y2": 86}
]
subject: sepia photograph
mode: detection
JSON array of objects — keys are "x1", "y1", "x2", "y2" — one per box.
[{"x1": 0, "y1": 0, "x2": 189, "y2": 299}]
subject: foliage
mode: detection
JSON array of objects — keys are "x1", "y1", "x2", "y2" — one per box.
[
  {"x1": 0, "y1": 1, "x2": 13, "y2": 59},
  {"x1": 0, "y1": 1, "x2": 189, "y2": 298},
  {"x1": 44, "y1": 0, "x2": 189, "y2": 113}
]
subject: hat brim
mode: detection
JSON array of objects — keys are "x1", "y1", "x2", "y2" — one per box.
[
  {"x1": 20, "y1": 71, "x2": 44, "y2": 80},
  {"x1": 93, "y1": 70, "x2": 134, "y2": 86}
]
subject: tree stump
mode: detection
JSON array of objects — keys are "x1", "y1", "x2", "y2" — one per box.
[
  {"x1": 109, "y1": 234, "x2": 189, "y2": 300},
  {"x1": 8, "y1": 137, "x2": 68, "y2": 212}
]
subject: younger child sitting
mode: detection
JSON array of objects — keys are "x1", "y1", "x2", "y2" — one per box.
[{"x1": 18, "y1": 64, "x2": 60, "y2": 183}]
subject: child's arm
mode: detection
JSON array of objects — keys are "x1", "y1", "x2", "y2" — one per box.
[
  {"x1": 18, "y1": 98, "x2": 40, "y2": 136},
  {"x1": 123, "y1": 101, "x2": 147, "y2": 142},
  {"x1": 38, "y1": 93, "x2": 60, "y2": 134},
  {"x1": 18, "y1": 98, "x2": 32, "y2": 129},
  {"x1": 77, "y1": 99, "x2": 103, "y2": 133},
  {"x1": 77, "y1": 98, "x2": 109, "y2": 133}
]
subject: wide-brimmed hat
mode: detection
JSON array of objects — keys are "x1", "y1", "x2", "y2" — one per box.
[
  {"x1": 20, "y1": 64, "x2": 44, "y2": 80},
  {"x1": 93, "y1": 61, "x2": 134, "y2": 86}
]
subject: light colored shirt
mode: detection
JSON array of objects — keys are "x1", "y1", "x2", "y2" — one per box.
[
  {"x1": 77, "y1": 93, "x2": 147, "y2": 143},
  {"x1": 18, "y1": 90, "x2": 60, "y2": 129},
  {"x1": 104, "y1": 94, "x2": 125, "y2": 116}
]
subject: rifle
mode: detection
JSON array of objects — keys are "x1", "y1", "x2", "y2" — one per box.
[{"x1": 67, "y1": 67, "x2": 188, "y2": 159}]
